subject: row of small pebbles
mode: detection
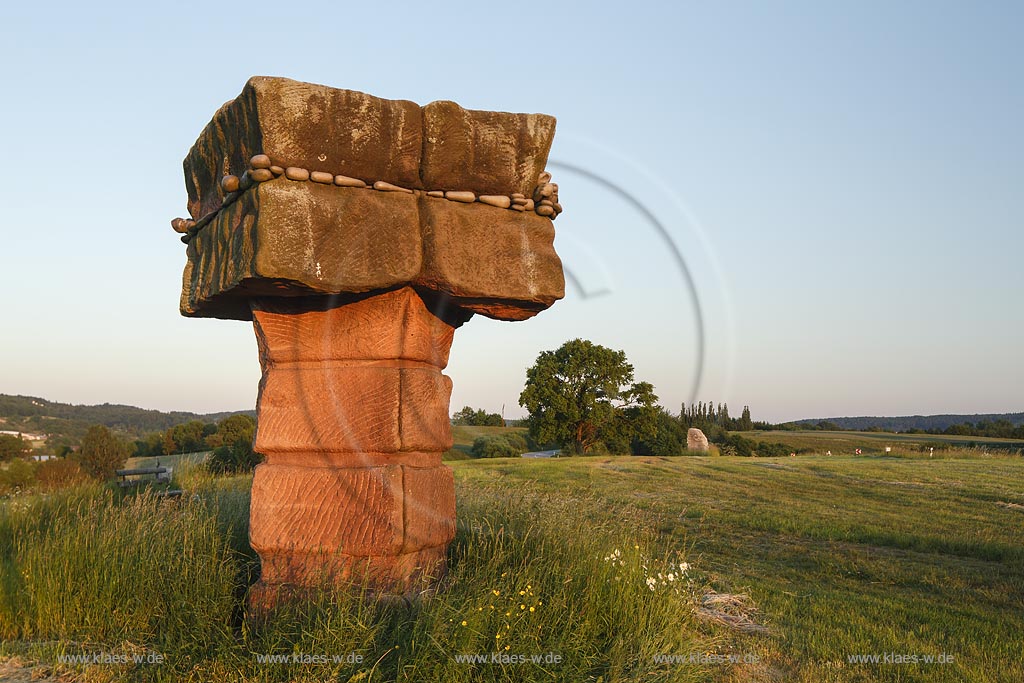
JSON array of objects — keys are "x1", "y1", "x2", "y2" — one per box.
[
  {"x1": 247, "y1": 155, "x2": 559, "y2": 219},
  {"x1": 175, "y1": 158, "x2": 559, "y2": 242}
]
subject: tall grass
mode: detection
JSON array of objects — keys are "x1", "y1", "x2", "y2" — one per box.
[
  {"x1": 0, "y1": 488, "x2": 237, "y2": 660},
  {"x1": 210, "y1": 485, "x2": 710, "y2": 682},
  {"x1": 0, "y1": 470, "x2": 714, "y2": 682}
]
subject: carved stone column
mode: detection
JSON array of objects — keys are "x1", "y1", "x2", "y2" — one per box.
[{"x1": 247, "y1": 287, "x2": 462, "y2": 601}]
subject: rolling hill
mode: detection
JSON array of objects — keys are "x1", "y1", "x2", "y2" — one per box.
[
  {"x1": 0, "y1": 394, "x2": 254, "y2": 441},
  {"x1": 792, "y1": 411, "x2": 1024, "y2": 432}
]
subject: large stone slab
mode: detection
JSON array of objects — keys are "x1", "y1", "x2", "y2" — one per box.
[
  {"x1": 421, "y1": 100, "x2": 555, "y2": 197},
  {"x1": 415, "y1": 198, "x2": 564, "y2": 320},
  {"x1": 181, "y1": 181, "x2": 422, "y2": 320},
  {"x1": 179, "y1": 76, "x2": 562, "y2": 323},
  {"x1": 184, "y1": 77, "x2": 422, "y2": 221}
]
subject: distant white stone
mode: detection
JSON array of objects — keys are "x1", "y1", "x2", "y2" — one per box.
[{"x1": 687, "y1": 428, "x2": 709, "y2": 452}]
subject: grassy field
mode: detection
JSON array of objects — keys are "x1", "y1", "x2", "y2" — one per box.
[
  {"x1": 457, "y1": 455, "x2": 1024, "y2": 681},
  {"x1": 738, "y1": 429, "x2": 1024, "y2": 456},
  {"x1": 1, "y1": 453, "x2": 1022, "y2": 681}
]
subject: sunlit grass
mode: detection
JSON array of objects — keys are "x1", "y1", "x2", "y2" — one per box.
[
  {"x1": 2, "y1": 454, "x2": 1020, "y2": 681},
  {"x1": 0, "y1": 462, "x2": 714, "y2": 682}
]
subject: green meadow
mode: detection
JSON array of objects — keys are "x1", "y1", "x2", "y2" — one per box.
[
  {"x1": 737, "y1": 429, "x2": 1024, "y2": 456},
  {"x1": 1, "y1": 448, "x2": 1022, "y2": 682}
]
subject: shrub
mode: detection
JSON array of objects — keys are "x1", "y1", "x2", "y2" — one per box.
[
  {"x1": 207, "y1": 439, "x2": 263, "y2": 475},
  {"x1": 34, "y1": 459, "x2": 88, "y2": 491},
  {"x1": 0, "y1": 434, "x2": 31, "y2": 461},
  {"x1": 503, "y1": 432, "x2": 529, "y2": 452},
  {"x1": 754, "y1": 441, "x2": 791, "y2": 457},
  {"x1": 0, "y1": 459, "x2": 37, "y2": 494},
  {"x1": 205, "y1": 414, "x2": 256, "y2": 450},
  {"x1": 471, "y1": 435, "x2": 520, "y2": 459}
]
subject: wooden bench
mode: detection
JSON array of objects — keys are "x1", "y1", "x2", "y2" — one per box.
[{"x1": 115, "y1": 465, "x2": 183, "y2": 498}]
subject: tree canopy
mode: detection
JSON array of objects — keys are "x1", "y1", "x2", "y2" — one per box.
[
  {"x1": 519, "y1": 339, "x2": 658, "y2": 454},
  {"x1": 0, "y1": 434, "x2": 32, "y2": 461},
  {"x1": 451, "y1": 406, "x2": 504, "y2": 427},
  {"x1": 77, "y1": 425, "x2": 129, "y2": 480}
]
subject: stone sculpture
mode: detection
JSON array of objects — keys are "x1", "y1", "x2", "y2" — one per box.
[{"x1": 172, "y1": 77, "x2": 564, "y2": 606}]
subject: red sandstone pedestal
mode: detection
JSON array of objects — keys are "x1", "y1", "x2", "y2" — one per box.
[{"x1": 247, "y1": 287, "x2": 465, "y2": 607}]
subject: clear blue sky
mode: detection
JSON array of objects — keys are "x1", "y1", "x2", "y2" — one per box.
[{"x1": 1, "y1": 1, "x2": 1020, "y2": 423}]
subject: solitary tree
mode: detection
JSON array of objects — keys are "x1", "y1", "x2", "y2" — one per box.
[
  {"x1": 519, "y1": 339, "x2": 658, "y2": 454},
  {"x1": 77, "y1": 425, "x2": 129, "y2": 480}
]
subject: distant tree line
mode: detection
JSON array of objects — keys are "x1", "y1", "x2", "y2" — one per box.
[
  {"x1": 919, "y1": 420, "x2": 1024, "y2": 440},
  {"x1": 678, "y1": 401, "x2": 763, "y2": 433},
  {"x1": 635, "y1": 405, "x2": 791, "y2": 457},
  {"x1": 132, "y1": 414, "x2": 260, "y2": 475},
  {"x1": 451, "y1": 406, "x2": 504, "y2": 427},
  {"x1": 783, "y1": 412, "x2": 1024, "y2": 433},
  {"x1": 772, "y1": 420, "x2": 843, "y2": 432},
  {"x1": 1, "y1": 414, "x2": 261, "y2": 482},
  {"x1": 770, "y1": 418, "x2": 1024, "y2": 440},
  {"x1": 0, "y1": 393, "x2": 252, "y2": 436},
  {"x1": 131, "y1": 414, "x2": 256, "y2": 458}
]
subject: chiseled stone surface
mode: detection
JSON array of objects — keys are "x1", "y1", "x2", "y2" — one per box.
[
  {"x1": 253, "y1": 364, "x2": 403, "y2": 454},
  {"x1": 250, "y1": 463, "x2": 455, "y2": 569},
  {"x1": 421, "y1": 99, "x2": 555, "y2": 197},
  {"x1": 252, "y1": 287, "x2": 457, "y2": 368},
  {"x1": 247, "y1": 287, "x2": 458, "y2": 598},
  {"x1": 183, "y1": 76, "x2": 422, "y2": 221},
  {"x1": 416, "y1": 199, "x2": 563, "y2": 320},
  {"x1": 180, "y1": 181, "x2": 422, "y2": 320}
]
